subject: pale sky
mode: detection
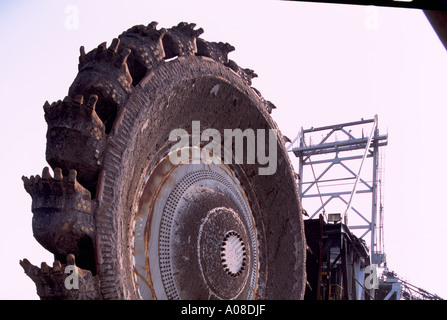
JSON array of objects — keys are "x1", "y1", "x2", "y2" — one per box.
[{"x1": 1, "y1": 0, "x2": 446, "y2": 299}]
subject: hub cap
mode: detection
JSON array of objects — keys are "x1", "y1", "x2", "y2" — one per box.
[{"x1": 131, "y1": 146, "x2": 259, "y2": 299}]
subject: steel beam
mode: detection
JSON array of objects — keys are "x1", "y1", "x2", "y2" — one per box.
[{"x1": 282, "y1": 1, "x2": 447, "y2": 11}]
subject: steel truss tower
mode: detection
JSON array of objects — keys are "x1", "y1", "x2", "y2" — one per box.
[{"x1": 291, "y1": 116, "x2": 388, "y2": 265}]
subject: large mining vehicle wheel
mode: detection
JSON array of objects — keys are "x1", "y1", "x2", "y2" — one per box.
[{"x1": 21, "y1": 22, "x2": 306, "y2": 300}]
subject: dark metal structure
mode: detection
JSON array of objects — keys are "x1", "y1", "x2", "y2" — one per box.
[
  {"x1": 284, "y1": 0, "x2": 447, "y2": 10},
  {"x1": 425, "y1": 10, "x2": 447, "y2": 51},
  {"x1": 284, "y1": 2, "x2": 447, "y2": 50},
  {"x1": 304, "y1": 216, "x2": 372, "y2": 300}
]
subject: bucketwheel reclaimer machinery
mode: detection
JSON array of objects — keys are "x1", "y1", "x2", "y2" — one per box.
[{"x1": 20, "y1": 22, "x2": 307, "y2": 300}]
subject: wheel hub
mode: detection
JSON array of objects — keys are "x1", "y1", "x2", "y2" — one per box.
[{"x1": 131, "y1": 146, "x2": 258, "y2": 299}]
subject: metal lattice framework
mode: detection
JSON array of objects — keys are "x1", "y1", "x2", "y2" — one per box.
[{"x1": 291, "y1": 116, "x2": 388, "y2": 265}]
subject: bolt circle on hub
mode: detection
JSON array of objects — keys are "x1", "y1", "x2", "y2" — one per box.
[{"x1": 221, "y1": 231, "x2": 247, "y2": 277}]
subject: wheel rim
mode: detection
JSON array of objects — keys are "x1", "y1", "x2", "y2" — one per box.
[{"x1": 131, "y1": 145, "x2": 259, "y2": 299}]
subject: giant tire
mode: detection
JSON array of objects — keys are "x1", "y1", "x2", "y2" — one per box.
[{"x1": 24, "y1": 22, "x2": 306, "y2": 300}]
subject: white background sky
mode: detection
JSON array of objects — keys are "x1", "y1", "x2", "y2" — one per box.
[{"x1": 1, "y1": 0, "x2": 446, "y2": 299}]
